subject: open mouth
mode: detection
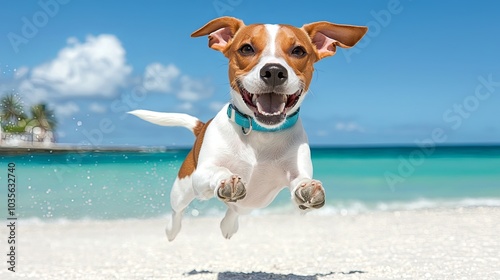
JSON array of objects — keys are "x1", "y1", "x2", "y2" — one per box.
[{"x1": 239, "y1": 86, "x2": 302, "y2": 126}]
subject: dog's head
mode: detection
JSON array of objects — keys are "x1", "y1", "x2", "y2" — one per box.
[{"x1": 192, "y1": 17, "x2": 367, "y2": 129}]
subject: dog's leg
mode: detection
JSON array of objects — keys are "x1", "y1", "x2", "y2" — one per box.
[
  {"x1": 192, "y1": 165, "x2": 245, "y2": 238},
  {"x1": 289, "y1": 143, "x2": 326, "y2": 211},
  {"x1": 192, "y1": 165, "x2": 246, "y2": 202},
  {"x1": 166, "y1": 177, "x2": 195, "y2": 241},
  {"x1": 220, "y1": 207, "x2": 239, "y2": 239}
]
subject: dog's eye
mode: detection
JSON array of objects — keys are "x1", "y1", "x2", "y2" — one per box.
[
  {"x1": 239, "y1": 44, "x2": 255, "y2": 56},
  {"x1": 291, "y1": 46, "x2": 307, "y2": 58}
]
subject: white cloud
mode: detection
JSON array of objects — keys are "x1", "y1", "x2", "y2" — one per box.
[
  {"x1": 316, "y1": 130, "x2": 329, "y2": 136},
  {"x1": 142, "y1": 64, "x2": 214, "y2": 104},
  {"x1": 89, "y1": 102, "x2": 107, "y2": 114},
  {"x1": 209, "y1": 101, "x2": 226, "y2": 112},
  {"x1": 10, "y1": 33, "x2": 219, "y2": 120},
  {"x1": 54, "y1": 102, "x2": 80, "y2": 118},
  {"x1": 14, "y1": 67, "x2": 29, "y2": 79},
  {"x1": 335, "y1": 121, "x2": 365, "y2": 133},
  {"x1": 18, "y1": 79, "x2": 49, "y2": 105},
  {"x1": 177, "y1": 76, "x2": 213, "y2": 101},
  {"x1": 25, "y1": 34, "x2": 132, "y2": 98},
  {"x1": 143, "y1": 63, "x2": 180, "y2": 92},
  {"x1": 177, "y1": 102, "x2": 194, "y2": 112}
]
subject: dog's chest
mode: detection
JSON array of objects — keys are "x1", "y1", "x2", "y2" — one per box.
[
  {"x1": 220, "y1": 143, "x2": 296, "y2": 209},
  {"x1": 199, "y1": 110, "x2": 306, "y2": 209}
]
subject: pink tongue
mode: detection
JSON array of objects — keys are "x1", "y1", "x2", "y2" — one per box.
[{"x1": 256, "y1": 93, "x2": 285, "y2": 114}]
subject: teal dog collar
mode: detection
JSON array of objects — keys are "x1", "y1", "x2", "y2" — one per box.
[{"x1": 226, "y1": 104, "x2": 300, "y2": 134}]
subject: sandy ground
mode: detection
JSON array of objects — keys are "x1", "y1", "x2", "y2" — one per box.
[{"x1": 1, "y1": 207, "x2": 499, "y2": 280}]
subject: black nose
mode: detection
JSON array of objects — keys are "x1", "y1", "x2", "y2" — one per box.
[{"x1": 260, "y1": 63, "x2": 288, "y2": 87}]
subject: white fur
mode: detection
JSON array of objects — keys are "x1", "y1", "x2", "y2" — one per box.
[
  {"x1": 128, "y1": 110, "x2": 199, "y2": 133},
  {"x1": 161, "y1": 104, "x2": 321, "y2": 240},
  {"x1": 131, "y1": 24, "x2": 326, "y2": 241},
  {"x1": 265, "y1": 24, "x2": 279, "y2": 56}
]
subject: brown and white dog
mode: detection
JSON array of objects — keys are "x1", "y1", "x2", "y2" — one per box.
[{"x1": 130, "y1": 17, "x2": 367, "y2": 240}]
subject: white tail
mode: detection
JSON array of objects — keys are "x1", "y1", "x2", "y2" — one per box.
[{"x1": 128, "y1": 110, "x2": 201, "y2": 134}]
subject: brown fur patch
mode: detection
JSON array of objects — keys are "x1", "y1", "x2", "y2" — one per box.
[
  {"x1": 178, "y1": 119, "x2": 213, "y2": 179},
  {"x1": 224, "y1": 24, "x2": 269, "y2": 90},
  {"x1": 192, "y1": 120, "x2": 205, "y2": 137},
  {"x1": 276, "y1": 25, "x2": 317, "y2": 92}
]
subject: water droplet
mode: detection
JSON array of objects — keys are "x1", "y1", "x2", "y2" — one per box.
[
  {"x1": 77, "y1": 121, "x2": 82, "y2": 126},
  {"x1": 191, "y1": 209, "x2": 199, "y2": 217}
]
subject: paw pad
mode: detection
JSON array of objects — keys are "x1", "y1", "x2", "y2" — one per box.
[
  {"x1": 295, "y1": 180, "x2": 325, "y2": 210},
  {"x1": 217, "y1": 175, "x2": 246, "y2": 202}
]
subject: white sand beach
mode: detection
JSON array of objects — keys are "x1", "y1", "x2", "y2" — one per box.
[{"x1": 1, "y1": 207, "x2": 499, "y2": 279}]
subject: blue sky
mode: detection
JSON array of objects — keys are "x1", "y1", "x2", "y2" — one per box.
[{"x1": 1, "y1": 0, "x2": 499, "y2": 147}]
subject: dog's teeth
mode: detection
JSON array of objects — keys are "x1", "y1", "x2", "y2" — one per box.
[
  {"x1": 278, "y1": 102, "x2": 286, "y2": 113},
  {"x1": 256, "y1": 102, "x2": 264, "y2": 114},
  {"x1": 252, "y1": 94, "x2": 257, "y2": 103},
  {"x1": 256, "y1": 102, "x2": 286, "y2": 116}
]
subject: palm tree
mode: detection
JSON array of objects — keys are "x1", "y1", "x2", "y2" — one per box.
[
  {"x1": 29, "y1": 103, "x2": 57, "y2": 131},
  {"x1": 26, "y1": 103, "x2": 57, "y2": 143},
  {"x1": 0, "y1": 93, "x2": 26, "y2": 126}
]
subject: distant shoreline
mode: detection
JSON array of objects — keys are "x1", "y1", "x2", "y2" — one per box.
[
  {"x1": 1, "y1": 142, "x2": 499, "y2": 155},
  {"x1": 0, "y1": 143, "x2": 168, "y2": 155}
]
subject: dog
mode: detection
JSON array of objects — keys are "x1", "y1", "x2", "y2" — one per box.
[{"x1": 130, "y1": 17, "x2": 367, "y2": 240}]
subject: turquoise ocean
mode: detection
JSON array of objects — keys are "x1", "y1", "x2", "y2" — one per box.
[{"x1": 1, "y1": 145, "x2": 499, "y2": 222}]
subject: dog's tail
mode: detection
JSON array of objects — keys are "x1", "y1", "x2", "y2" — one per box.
[{"x1": 128, "y1": 110, "x2": 204, "y2": 136}]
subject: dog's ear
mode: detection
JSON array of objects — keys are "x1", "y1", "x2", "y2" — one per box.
[
  {"x1": 191, "y1": 17, "x2": 245, "y2": 52},
  {"x1": 302, "y1": 22, "x2": 368, "y2": 60}
]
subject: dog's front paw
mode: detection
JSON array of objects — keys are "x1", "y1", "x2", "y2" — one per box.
[
  {"x1": 294, "y1": 179, "x2": 325, "y2": 210},
  {"x1": 217, "y1": 175, "x2": 246, "y2": 202}
]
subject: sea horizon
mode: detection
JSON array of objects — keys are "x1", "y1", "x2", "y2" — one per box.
[{"x1": 1, "y1": 141, "x2": 500, "y2": 153}]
